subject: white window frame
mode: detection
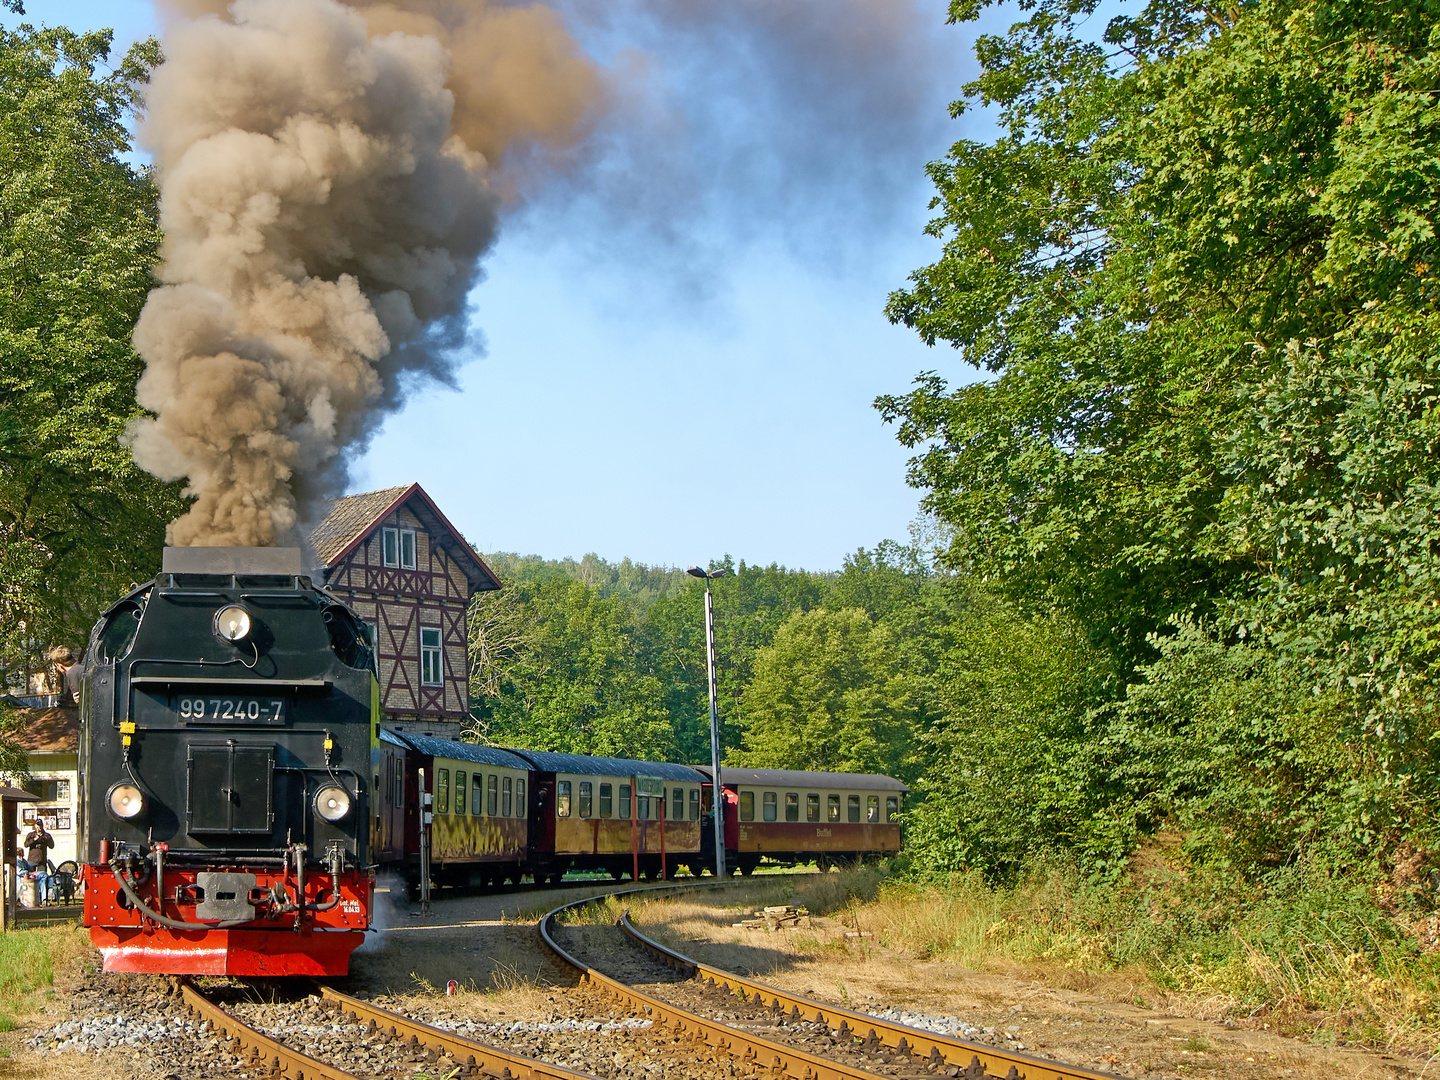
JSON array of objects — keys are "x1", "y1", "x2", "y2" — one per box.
[
  {"x1": 382, "y1": 527, "x2": 399, "y2": 567},
  {"x1": 420, "y1": 626, "x2": 443, "y2": 685},
  {"x1": 399, "y1": 528, "x2": 417, "y2": 570}
]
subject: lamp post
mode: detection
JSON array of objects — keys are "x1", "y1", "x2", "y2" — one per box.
[{"x1": 687, "y1": 564, "x2": 730, "y2": 879}]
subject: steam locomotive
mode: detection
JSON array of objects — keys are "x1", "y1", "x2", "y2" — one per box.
[
  {"x1": 80, "y1": 547, "x2": 376, "y2": 976},
  {"x1": 78, "y1": 546, "x2": 907, "y2": 977}
]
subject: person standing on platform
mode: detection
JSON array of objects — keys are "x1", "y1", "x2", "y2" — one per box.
[{"x1": 21, "y1": 819, "x2": 52, "y2": 873}]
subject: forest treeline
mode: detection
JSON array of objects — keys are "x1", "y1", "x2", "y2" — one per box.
[
  {"x1": 468, "y1": 541, "x2": 948, "y2": 777},
  {"x1": 467, "y1": 542, "x2": 1118, "y2": 883}
]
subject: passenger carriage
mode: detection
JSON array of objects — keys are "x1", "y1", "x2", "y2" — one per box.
[
  {"x1": 381, "y1": 731, "x2": 531, "y2": 890},
  {"x1": 507, "y1": 751, "x2": 707, "y2": 883},
  {"x1": 697, "y1": 767, "x2": 908, "y2": 874}
]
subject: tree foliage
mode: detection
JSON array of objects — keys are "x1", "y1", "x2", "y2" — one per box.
[
  {"x1": 735, "y1": 607, "x2": 918, "y2": 777},
  {"x1": 468, "y1": 575, "x2": 672, "y2": 760},
  {"x1": 468, "y1": 545, "x2": 951, "y2": 781},
  {"x1": 881, "y1": 0, "x2": 1440, "y2": 873},
  {"x1": 0, "y1": 22, "x2": 180, "y2": 686}
]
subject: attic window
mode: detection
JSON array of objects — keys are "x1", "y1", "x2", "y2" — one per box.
[
  {"x1": 382, "y1": 528, "x2": 398, "y2": 567},
  {"x1": 400, "y1": 529, "x2": 416, "y2": 569}
]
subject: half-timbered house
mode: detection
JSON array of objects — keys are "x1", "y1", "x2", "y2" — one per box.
[{"x1": 308, "y1": 484, "x2": 500, "y2": 740}]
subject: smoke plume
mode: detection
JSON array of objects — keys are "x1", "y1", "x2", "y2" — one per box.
[
  {"x1": 128, "y1": 0, "x2": 950, "y2": 546},
  {"x1": 128, "y1": 0, "x2": 599, "y2": 546}
]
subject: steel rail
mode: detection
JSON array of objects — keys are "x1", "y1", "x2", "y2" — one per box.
[
  {"x1": 179, "y1": 980, "x2": 361, "y2": 1080},
  {"x1": 540, "y1": 889, "x2": 908, "y2": 1080},
  {"x1": 617, "y1": 909, "x2": 1117, "y2": 1080},
  {"x1": 318, "y1": 986, "x2": 600, "y2": 1080}
]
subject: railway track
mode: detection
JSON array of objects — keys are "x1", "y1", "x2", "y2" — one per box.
[
  {"x1": 538, "y1": 883, "x2": 1120, "y2": 1080},
  {"x1": 38, "y1": 874, "x2": 1120, "y2": 1080},
  {"x1": 180, "y1": 978, "x2": 601, "y2": 1079}
]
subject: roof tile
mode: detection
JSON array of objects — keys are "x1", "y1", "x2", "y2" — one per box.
[
  {"x1": 307, "y1": 486, "x2": 410, "y2": 565},
  {"x1": 4, "y1": 707, "x2": 79, "y2": 753}
]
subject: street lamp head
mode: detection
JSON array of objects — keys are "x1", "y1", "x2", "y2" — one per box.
[{"x1": 689, "y1": 565, "x2": 733, "y2": 580}]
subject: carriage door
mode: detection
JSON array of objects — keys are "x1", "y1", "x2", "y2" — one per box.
[{"x1": 529, "y1": 774, "x2": 556, "y2": 858}]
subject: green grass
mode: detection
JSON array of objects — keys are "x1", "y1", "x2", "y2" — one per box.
[{"x1": 0, "y1": 924, "x2": 90, "y2": 1022}]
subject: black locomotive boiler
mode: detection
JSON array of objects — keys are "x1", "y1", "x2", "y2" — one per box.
[{"x1": 79, "y1": 546, "x2": 378, "y2": 976}]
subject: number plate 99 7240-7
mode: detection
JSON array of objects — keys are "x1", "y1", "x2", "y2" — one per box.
[{"x1": 174, "y1": 696, "x2": 285, "y2": 724}]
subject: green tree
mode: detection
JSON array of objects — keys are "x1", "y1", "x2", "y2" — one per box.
[
  {"x1": 734, "y1": 607, "x2": 918, "y2": 777},
  {"x1": 0, "y1": 21, "x2": 180, "y2": 685},
  {"x1": 906, "y1": 599, "x2": 1113, "y2": 877},
  {"x1": 641, "y1": 559, "x2": 830, "y2": 762},
  {"x1": 1110, "y1": 625, "x2": 1383, "y2": 876},
  {"x1": 881, "y1": 0, "x2": 1440, "y2": 869},
  {"x1": 468, "y1": 576, "x2": 672, "y2": 760}
]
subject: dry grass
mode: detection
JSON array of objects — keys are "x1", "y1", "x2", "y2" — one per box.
[
  {"x1": 0, "y1": 923, "x2": 101, "y2": 1074},
  {"x1": 647, "y1": 866, "x2": 1440, "y2": 1055}
]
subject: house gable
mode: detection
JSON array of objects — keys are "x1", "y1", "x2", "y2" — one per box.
[{"x1": 308, "y1": 484, "x2": 499, "y2": 740}]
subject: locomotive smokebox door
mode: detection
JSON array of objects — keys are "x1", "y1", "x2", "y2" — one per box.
[
  {"x1": 187, "y1": 746, "x2": 275, "y2": 834},
  {"x1": 195, "y1": 872, "x2": 257, "y2": 921}
]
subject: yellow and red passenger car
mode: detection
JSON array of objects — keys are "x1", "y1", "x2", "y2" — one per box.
[
  {"x1": 508, "y1": 751, "x2": 707, "y2": 883},
  {"x1": 381, "y1": 731, "x2": 531, "y2": 890},
  {"x1": 698, "y1": 767, "x2": 909, "y2": 874}
]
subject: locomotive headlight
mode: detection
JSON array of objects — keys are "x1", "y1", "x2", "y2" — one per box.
[
  {"x1": 314, "y1": 785, "x2": 352, "y2": 823},
  {"x1": 214, "y1": 605, "x2": 252, "y2": 642},
  {"x1": 107, "y1": 783, "x2": 145, "y2": 820}
]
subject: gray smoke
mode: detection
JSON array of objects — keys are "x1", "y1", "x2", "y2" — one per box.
[
  {"x1": 128, "y1": 0, "x2": 597, "y2": 546},
  {"x1": 127, "y1": 0, "x2": 951, "y2": 546}
]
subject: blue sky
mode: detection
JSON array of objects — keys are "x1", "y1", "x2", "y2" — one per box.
[{"x1": 18, "y1": 0, "x2": 997, "y2": 569}]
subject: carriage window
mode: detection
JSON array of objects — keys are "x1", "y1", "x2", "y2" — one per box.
[
  {"x1": 762, "y1": 792, "x2": 777, "y2": 822},
  {"x1": 671, "y1": 787, "x2": 683, "y2": 822},
  {"x1": 619, "y1": 784, "x2": 631, "y2": 818},
  {"x1": 785, "y1": 793, "x2": 799, "y2": 822},
  {"x1": 487, "y1": 774, "x2": 498, "y2": 816},
  {"x1": 739, "y1": 790, "x2": 754, "y2": 821},
  {"x1": 436, "y1": 769, "x2": 449, "y2": 814},
  {"x1": 886, "y1": 795, "x2": 899, "y2": 820},
  {"x1": 848, "y1": 795, "x2": 861, "y2": 823},
  {"x1": 690, "y1": 788, "x2": 700, "y2": 820},
  {"x1": 828, "y1": 795, "x2": 841, "y2": 822},
  {"x1": 455, "y1": 771, "x2": 466, "y2": 816},
  {"x1": 807, "y1": 793, "x2": 820, "y2": 822},
  {"x1": 637, "y1": 794, "x2": 650, "y2": 820},
  {"x1": 579, "y1": 781, "x2": 592, "y2": 818},
  {"x1": 517, "y1": 778, "x2": 525, "y2": 812},
  {"x1": 472, "y1": 777, "x2": 482, "y2": 815},
  {"x1": 867, "y1": 795, "x2": 880, "y2": 823},
  {"x1": 600, "y1": 783, "x2": 613, "y2": 817}
]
